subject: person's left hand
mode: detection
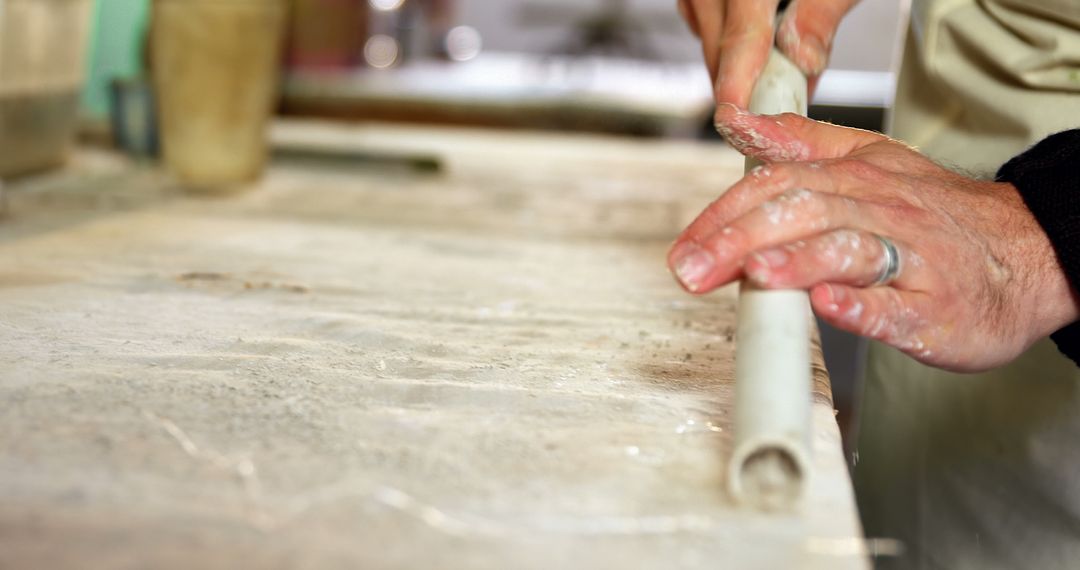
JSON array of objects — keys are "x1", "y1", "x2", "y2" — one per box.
[
  {"x1": 676, "y1": 0, "x2": 859, "y2": 109},
  {"x1": 668, "y1": 104, "x2": 1079, "y2": 372}
]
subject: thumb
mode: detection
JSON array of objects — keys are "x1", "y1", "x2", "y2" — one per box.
[
  {"x1": 714, "y1": 103, "x2": 886, "y2": 162},
  {"x1": 776, "y1": 0, "x2": 860, "y2": 77}
]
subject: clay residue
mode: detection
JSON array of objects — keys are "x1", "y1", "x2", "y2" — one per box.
[{"x1": 715, "y1": 111, "x2": 810, "y2": 163}]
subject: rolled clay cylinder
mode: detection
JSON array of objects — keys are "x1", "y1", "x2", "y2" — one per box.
[{"x1": 728, "y1": 48, "x2": 812, "y2": 511}]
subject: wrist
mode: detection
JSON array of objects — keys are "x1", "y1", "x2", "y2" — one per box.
[
  {"x1": 994, "y1": 130, "x2": 1080, "y2": 348},
  {"x1": 1027, "y1": 244, "x2": 1080, "y2": 341},
  {"x1": 998, "y1": 181, "x2": 1080, "y2": 341}
]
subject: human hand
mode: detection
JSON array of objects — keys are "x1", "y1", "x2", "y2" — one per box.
[
  {"x1": 667, "y1": 105, "x2": 1080, "y2": 372},
  {"x1": 676, "y1": 0, "x2": 859, "y2": 108}
]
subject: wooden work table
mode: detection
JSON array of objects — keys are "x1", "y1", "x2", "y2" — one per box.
[{"x1": 0, "y1": 122, "x2": 868, "y2": 569}]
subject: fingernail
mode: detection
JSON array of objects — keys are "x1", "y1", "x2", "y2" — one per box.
[
  {"x1": 671, "y1": 242, "x2": 715, "y2": 292},
  {"x1": 830, "y1": 284, "x2": 848, "y2": 303},
  {"x1": 798, "y1": 36, "x2": 828, "y2": 76},
  {"x1": 818, "y1": 284, "x2": 840, "y2": 313},
  {"x1": 713, "y1": 103, "x2": 739, "y2": 134}
]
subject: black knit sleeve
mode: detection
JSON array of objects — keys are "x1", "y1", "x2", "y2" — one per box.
[{"x1": 996, "y1": 129, "x2": 1080, "y2": 366}]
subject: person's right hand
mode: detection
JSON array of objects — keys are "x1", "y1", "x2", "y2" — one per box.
[
  {"x1": 676, "y1": 0, "x2": 860, "y2": 109},
  {"x1": 666, "y1": 107, "x2": 1080, "y2": 372}
]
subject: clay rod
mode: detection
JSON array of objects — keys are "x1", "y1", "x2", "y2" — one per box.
[{"x1": 727, "y1": 49, "x2": 813, "y2": 511}]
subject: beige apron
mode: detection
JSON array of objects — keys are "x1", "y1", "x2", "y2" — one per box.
[{"x1": 856, "y1": 1, "x2": 1080, "y2": 568}]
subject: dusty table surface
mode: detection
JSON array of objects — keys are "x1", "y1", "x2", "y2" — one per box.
[{"x1": 0, "y1": 122, "x2": 867, "y2": 569}]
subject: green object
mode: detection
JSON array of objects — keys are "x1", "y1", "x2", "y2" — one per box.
[{"x1": 81, "y1": 0, "x2": 151, "y2": 120}]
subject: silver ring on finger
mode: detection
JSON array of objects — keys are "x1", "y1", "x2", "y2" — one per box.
[{"x1": 871, "y1": 234, "x2": 901, "y2": 287}]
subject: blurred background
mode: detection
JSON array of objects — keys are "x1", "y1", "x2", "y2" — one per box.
[
  {"x1": 0, "y1": 0, "x2": 907, "y2": 450},
  {"x1": 69, "y1": 0, "x2": 904, "y2": 140}
]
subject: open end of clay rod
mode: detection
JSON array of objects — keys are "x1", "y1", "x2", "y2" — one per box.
[{"x1": 729, "y1": 443, "x2": 808, "y2": 512}]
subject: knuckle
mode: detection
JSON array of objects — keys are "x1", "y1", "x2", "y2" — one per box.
[
  {"x1": 699, "y1": 198, "x2": 729, "y2": 227},
  {"x1": 879, "y1": 201, "x2": 924, "y2": 223},
  {"x1": 797, "y1": 189, "x2": 829, "y2": 218},
  {"x1": 784, "y1": 240, "x2": 809, "y2": 256},
  {"x1": 745, "y1": 164, "x2": 771, "y2": 184},
  {"x1": 776, "y1": 12, "x2": 799, "y2": 46},
  {"x1": 862, "y1": 312, "x2": 891, "y2": 339},
  {"x1": 775, "y1": 112, "x2": 805, "y2": 130},
  {"x1": 725, "y1": 179, "x2": 760, "y2": 210},
  {"x1": 757, "y1": 188, "x2": 825, "y2": 229},
  {"x1": 779, "y1": 187, "x2": 813, "y2": 203},
  {"x1": 835, "y1": 157, "x2": 885, "y2": 182},
  {"x1": 758, "y1": 163, "x2": 795, "y2": 189},
  {"x1": 812, "y1": 230, "x2": 861, "y2": 270},
  {"x1": 720, "y1": 24, "x2": 773, "y2": 45},
  {"x1": 882, "y1": 287, "x2": 906, "y2": 312},
  {"x1": 834, "y1": 228, "x2": 863, "y2": 246},
  {"x1": 876, "y1": 290, "x2": 923, "y2": 340}
]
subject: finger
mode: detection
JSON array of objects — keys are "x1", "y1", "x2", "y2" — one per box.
[
  {"x1": 678, "y1": 161, "x2": 836, "y2": 244},
  {"x1": 811, "y1": 283, "x2": 934, "y2": 360},
  {"x1": 715, "y1": 103, "x2": 886, "y2": 162},
  {"x1": 806, "y1": 74, "x2": 821, "y2": 101},
  {"x1": 744, "y1": 230, "x2": 922, "y2": 290},
  {"x1": 714, "y1": 0, "x2": 780, "y2": 108},
  {"x1": 776, "y1": 0, "x2": 860, "y2": 77},
  {"x1": 670, "y1": 189, "x2": 888, "y2": 293},
  {"x1": 677, "y1": 0, "x2": 700, "y2": 37},
  {"x1": 689, "y1": 0, "x2": 725, "y2": 83}
]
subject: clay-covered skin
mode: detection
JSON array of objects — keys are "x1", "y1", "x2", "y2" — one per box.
[
  {"x1": 676, "y1": 0, "x2": 859, "y2": 109},
  {"x1": 668, "y1": 106, "x2": 1080, "y2": 373}
]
